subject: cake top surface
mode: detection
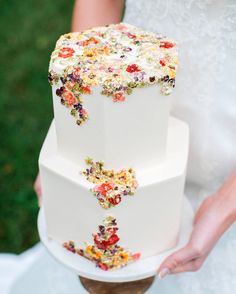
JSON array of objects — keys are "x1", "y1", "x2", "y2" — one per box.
[{"x1": 49, "y1": 23, "x2": 178, "y2": 96}]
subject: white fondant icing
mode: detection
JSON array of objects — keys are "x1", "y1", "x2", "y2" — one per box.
[{"x1": 52, "y1": 84, "x2": 171, "y2": 170}]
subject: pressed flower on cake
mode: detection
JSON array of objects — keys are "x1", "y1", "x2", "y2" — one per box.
[
  {"x1": 81, "y1": 157, "x2": 138, "y2": 209},
  {"x1": 63, "y1": 216, "x2": 141, "y2": 270},
  {"x1": 58, "y1": 47, "x2": 75, "y2": 58}
]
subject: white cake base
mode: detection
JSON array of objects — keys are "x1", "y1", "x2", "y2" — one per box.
[{"x1": 38, "y1": 196, "x2": 193, "y2": 283}]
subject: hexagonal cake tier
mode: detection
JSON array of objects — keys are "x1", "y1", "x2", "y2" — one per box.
[{"x1": 39, "y1": 117, "x2": 189, "y2": 261}]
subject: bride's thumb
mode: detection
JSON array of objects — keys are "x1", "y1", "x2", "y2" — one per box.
[{"x1": 157, "y1": 243, "x2": 196, "y2": 278}]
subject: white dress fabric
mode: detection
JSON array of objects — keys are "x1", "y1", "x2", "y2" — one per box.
[
  {"x1": 1, "y1": 1, "x2": 236, "y2": 293},
  {"x1": 124, "y1": 0, "x2": 236, "y2": 293}
]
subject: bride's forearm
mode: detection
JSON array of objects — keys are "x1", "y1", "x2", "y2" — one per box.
[
  {"x1": 71, "y1": 0, "x2": 125, "y2": 32},
  {"x1": 158, "y1": 168, "x2": 236, "y2": 276},
  {"x1": 216, "y1": 168, "x2": 236, "y2": 225}
]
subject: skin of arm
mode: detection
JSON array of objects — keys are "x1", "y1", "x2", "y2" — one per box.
[
  {"x1": 158, "y1": 169, "x2": 236, "y2": 277},
  {"x1": 71, "y1": 0, "x2": 125, "y2": 32}
]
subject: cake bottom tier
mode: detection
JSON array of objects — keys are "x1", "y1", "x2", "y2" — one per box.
[{"x1": 39, "y1": 117, "x2": 189, "y2": 260}]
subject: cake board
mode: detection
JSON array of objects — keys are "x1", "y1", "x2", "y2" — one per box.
[{"x1": 38, "y1": 196, "x2": 194, "y2": 290}]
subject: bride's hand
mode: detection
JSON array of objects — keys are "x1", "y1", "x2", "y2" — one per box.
[
  {"x1": 157, "y1": 170, "x2": 236, "y2": 278},
  {"x1": 34, "y1": 173, "x2": 42, "y2": 207}
]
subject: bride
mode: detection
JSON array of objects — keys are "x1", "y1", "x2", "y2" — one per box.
[{"x1": 32, "y1": 0, "x2": 236, "y2": 293}]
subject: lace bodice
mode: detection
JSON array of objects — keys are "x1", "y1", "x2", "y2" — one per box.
[{"x1": 124, "y1": 0, "x2": 236, "y2": 194}]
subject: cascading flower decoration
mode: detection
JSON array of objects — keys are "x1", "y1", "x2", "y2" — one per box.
[
  {"x1": 63, "y1": 216, "x2": 140, "y2": 271},
  {"x1": 81, "y1": 157, "x2": 138, "y2": 209}
]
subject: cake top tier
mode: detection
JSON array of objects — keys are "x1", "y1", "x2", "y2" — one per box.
[{"x1": 49, "y1": 23, "x2": 178, "y2": 99}]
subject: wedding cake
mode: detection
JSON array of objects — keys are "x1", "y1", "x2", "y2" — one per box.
[{"x1": 39, "y1": 23, "x2": 189, "y2": 271}]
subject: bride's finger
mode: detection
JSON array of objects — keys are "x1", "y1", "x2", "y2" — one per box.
[
  {"x1": 34, "y1": 173, "x2": 42, "y2": 206},
  {"x1": 157, "y1": 243, "x2": 199, "y2": 278},
  {"x1": 170, "y1": 257, "x2": 205, "y2": 274}
]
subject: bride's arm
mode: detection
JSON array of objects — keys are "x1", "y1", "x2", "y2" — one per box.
[
  {"x1": 34, "y1": 0, "x2": 125, "y2": 205},
  {"x1": 71, "y1": 0, "x2": 125, "y2": 32},
  {"x1": 158, "y1": 169, "x2": 236, "y2": 277}
]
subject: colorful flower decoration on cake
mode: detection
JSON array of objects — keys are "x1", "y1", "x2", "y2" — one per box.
[
  {"x1": 81, "y1": 157, "x2": 138, "y2": 209},
  {"x1": 49, "y1": 23, "x2": 178, "y2": 126},
  {"x1": 63, "y1": 216, "x2": 140, "y2": 271}
]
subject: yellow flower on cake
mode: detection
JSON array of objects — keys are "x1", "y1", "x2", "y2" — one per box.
[
  {"x1": 97, "y1": 45, "x2": 110, "y2": 56},
  {"x1": 167, "y1": 67, "x2": 176, "y2": 79},
  {"x1": 114, "y1": 169, "x2": 135, "y2": 186},
  {"x1": 83, "y1": 48, "x2": 99, "y2": 60},
  {"x1": 119, "y1": 252, "x2": 129, "y2": 261},
  {"x1": 80, "y1": 73, "x2": 97, "y2": 86}
]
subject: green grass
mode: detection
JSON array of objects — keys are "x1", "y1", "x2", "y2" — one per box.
[{"x1": 0, "y1": 0, "x2": 74, "y2": 253}]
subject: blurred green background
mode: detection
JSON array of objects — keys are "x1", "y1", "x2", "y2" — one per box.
[{"x1": 0, "y1": 0, "x2": 74, "y2": 253}]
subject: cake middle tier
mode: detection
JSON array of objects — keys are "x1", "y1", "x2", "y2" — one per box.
[
  {"x1": 39, "y1": 117, "x2": 189, "y2": 259},
  {"x1": 52, "y1": 84, "x2": 171, "y2": 171}
]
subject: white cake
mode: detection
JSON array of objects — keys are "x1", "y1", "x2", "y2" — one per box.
[{"x1": 39, "y1": 23, "x2": 189, "y2": 271}]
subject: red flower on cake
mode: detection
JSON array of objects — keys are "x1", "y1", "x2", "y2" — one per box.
[
  {"x1": 107, "y1": 234, "x2": 120, "y2": 246},
  {"x1": 81, "y1": 86, "x2": 91, "y2": 94},
  {"x1": 108, "y1": 194, "x2": 122, "y2": 206},
  {"x1": 89, "y1": 37, "x2": 99, "y2": 44},
  {"x1": 73, "y1": 67, "x2": 81, "y2": 76},
  {"x1": 58, "y1": 47, "x2": 75, "y2": 58},
  {"x1": 127, "y1": 33, "x2": 136, "y2": 39},
  {"x1": 97, "y1": 183, "x2": 114, "y2": 196},
  {"x1": 112, "y1": 91, "x2": 125, "y2": 102},
  {"x1": 160, "y1": 41, "x2": 175, "y2": 49},
  {"x1": 126, "y1": 64, "x2": 141, "y2": 73},
  {"x1": 94, "y1": 234, "x2": 120, "y2": 250},
  {"x1": 63, "y1": 242, "x2": 76, "y2": 253},
  {"x1": 159, "y1": 59, "x2": 166, "y2": 66},
  {"x1": 98, "y1": 262, "x2": 109, "y2": 271},
  {"x1": 93, "y1": 236, "x2": 106, "y2": 250}
]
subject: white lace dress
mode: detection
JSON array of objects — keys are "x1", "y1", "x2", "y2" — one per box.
[
  {"x1": 124, "y1": 0, "x2": 236, "y2": 293},
  {"x1": 1, "y1": 2, "x2": 236, "y2": 293}
]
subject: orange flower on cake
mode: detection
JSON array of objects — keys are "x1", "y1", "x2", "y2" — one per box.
[
  {"x1": 58, "y1": 47, "x2": 75, "y2": 58},
  {"x1": 63, "y1": 91, "x2": 77, "y2": 106},
  {"x1": 112, "y1": 91, "x2": 126, "y2": 102},
  {"x1": 160, "y1": 41, "x2": 175, "y2": 49}
]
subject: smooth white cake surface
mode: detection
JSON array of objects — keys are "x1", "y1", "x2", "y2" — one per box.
[
  {"x1": 53, "y1": 84, "x2": 171, "y2": 170},
  {"x1": 37, "y1": 197, "x2": 194, "y2": 282},
  {"x1": 39, "y1": 118, "x2": 189, "y2": 259}
]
